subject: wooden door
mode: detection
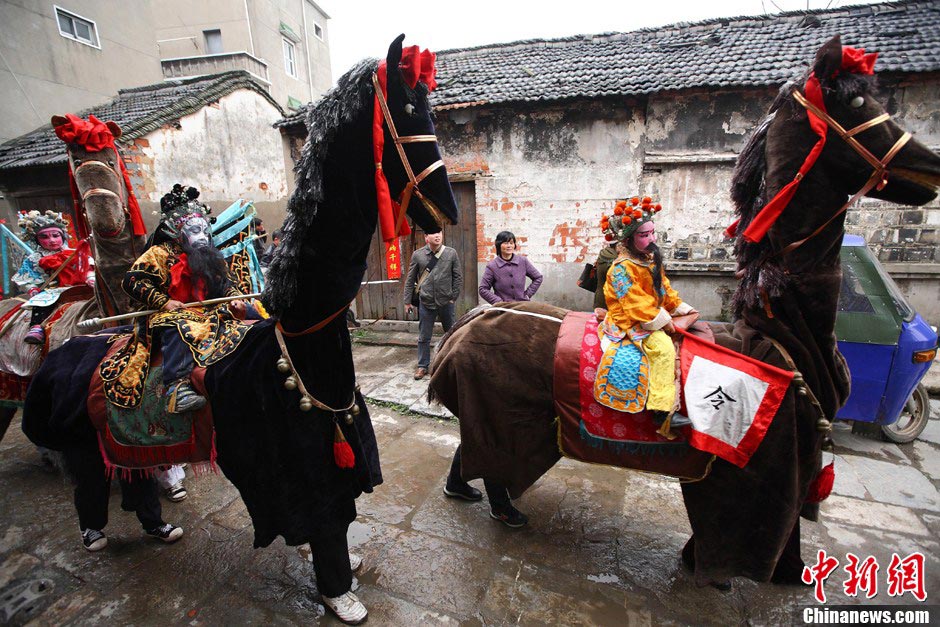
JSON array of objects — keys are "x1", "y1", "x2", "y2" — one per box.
[{"x1": 354, "y1": 180, "x2": 478, "y2": 320}]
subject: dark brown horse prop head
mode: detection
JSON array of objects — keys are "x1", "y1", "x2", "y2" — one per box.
[
  {"x1": 376, "y1": 34, "x2": 458, "y2": 236},
  {"x1": 731, "y1": 35, "x2": 940, "y2": 277}
]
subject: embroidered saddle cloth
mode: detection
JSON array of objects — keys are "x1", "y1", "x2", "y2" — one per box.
[
  {"x1": 554, "y1": 312, "x2": 713, "y2": 480},
  {"x1": 88, "y1": 334, "x2": 216, "y2": 475},
  {"x1": 555, "y1": 312, "x2": 795, "y2": 473}
]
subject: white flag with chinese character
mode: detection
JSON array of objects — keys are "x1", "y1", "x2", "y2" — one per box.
[{"x1": 677, "y1": 329, "x2": 794, "y2": 467}]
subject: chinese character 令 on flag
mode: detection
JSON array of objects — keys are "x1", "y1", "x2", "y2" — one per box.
[
  {"x1": 385, "y1": 239, "x2": 401, "y2": 279},
  {"x1": 677, "y1": 329, "x2": 794, "y2": 468}
]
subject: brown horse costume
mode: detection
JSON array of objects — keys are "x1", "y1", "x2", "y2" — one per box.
[{"x1": 429, "y1": 36, "x2": 940, "y2": 587}]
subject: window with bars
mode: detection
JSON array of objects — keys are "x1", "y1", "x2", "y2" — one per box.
[
  {"x1": 283, "y1": 38, "x2": 297, "y2": 78},
  {"x1": 55, "y1": 6, "x2": 99, "y2": 48}
]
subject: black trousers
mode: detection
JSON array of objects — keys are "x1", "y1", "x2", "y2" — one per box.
[
  {"x1": 160, "y1": 328, "x2": 194, "y2": 384},
  {"x1": 29, "y1": 304, "x2": 53, "y2": 327},
  {"x1": 63, "y1": 445, "x2": 163, "y2": 532},
  {"x1": 309, "y1": 525, "x2": 352, "y2": 598},
  {"x1": 447, "y1": 446, "x2": 512, "y2": 510}
]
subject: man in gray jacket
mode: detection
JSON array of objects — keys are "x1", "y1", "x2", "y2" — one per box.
[{"x1": 404, "y1": 231, "x2": 463, "y2": 379}]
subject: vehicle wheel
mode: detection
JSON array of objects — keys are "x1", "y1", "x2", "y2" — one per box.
[{"x1": 881, "y1": 384, "x2": 931, "y2": 444}]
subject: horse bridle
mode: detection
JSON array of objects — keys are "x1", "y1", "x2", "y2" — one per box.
[
  {"x1": 372, "y1": 72, "x2": 448, "y2": 234},
  {"x1": 69, "y1": 153, "x2": 131, "y2": 239},
  {"x1": 775, "y1": 88, "x2": 911, "y2": 257}
]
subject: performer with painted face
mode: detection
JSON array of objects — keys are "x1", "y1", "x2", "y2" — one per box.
[
  {"x1": 594, "y1": 197, "x2": 696, "y2": 430},
  {"x1": 120, "y1": 185, "x2": 249, "y2": 414},
  {"x1": 13, "y1": 210, "x2": 95, "y2": 344}
]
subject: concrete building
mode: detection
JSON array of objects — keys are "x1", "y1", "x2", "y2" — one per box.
[
  {"x1": 422, "y1": 0, "x2": 940, "y2": 324},
  {"x1": 0, "y1": 1, "x2": 164, "y2": 146},
  {"x1": 0, "y1": 71, "x2": 288, "y2": 237},
  {"x1": 155, "y1": 0, "x2": 332, "y2": 113}
]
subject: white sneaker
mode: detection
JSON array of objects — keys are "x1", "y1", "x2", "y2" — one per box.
[
  {"x1": 165, "y1": 481, "x2": 187, "y2": 502},
  {"x1": 81, "y1": 528, "x2": 107, "y2": 551},
  {"x1": 349, "y1": 552, "x2": 363, "y2": 572},
  {"x1": 322, "y1": 591, "x2": 368, "y2": 625}
]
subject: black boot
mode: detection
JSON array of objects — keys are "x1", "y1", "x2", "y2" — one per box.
[
  {"x1": 166, "y1": 379, "x2": 207, "y2": 414},
  {"x1": 444, "y1": 448, "x2": 483, "y2": 501}
]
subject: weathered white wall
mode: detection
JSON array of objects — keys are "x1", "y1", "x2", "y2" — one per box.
[
  {"x1": 125, "y1": 89, "x2": 288, "y2": 229},
  {"x1": 437, "y1": 81, "x2": 940, "y2": 325}
]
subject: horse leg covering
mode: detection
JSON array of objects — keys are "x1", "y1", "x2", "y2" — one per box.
[
  {"x1": 308, "y1": 526, "x2": 353, "y2": 598},
  {"x1": 64, "y1": 445, "x2": 111, "y2": 531},
  {"x1": 118, "y1": 473, "x2": 163, "y2": 530}
]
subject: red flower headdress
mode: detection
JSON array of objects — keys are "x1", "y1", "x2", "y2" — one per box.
[{"x1": 600, "y1": 196, "x2": 662, "y2": 242}]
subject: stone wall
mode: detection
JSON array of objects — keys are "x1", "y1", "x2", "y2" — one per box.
[{"x1": 435, "y1": 79, "x2": 940, "y2": 325}]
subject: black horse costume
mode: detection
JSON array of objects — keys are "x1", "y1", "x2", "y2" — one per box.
[{"x1": 23, "y1": 34, "x2": 458, "y2": 589}]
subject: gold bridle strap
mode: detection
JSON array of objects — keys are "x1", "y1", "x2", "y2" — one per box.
[
  {"x1": 372, "y1": 72, "x2": 447, "y2": 232},
  {"x1": 779, "y1": 90, "x2": 912, "y2": 257}
]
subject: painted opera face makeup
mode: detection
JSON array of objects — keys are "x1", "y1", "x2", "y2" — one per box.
[
  {"x1": 633, "y1": 223, "x2": 656, "y2": 253},
  {"x1": 181, "y1": 217, "x2": 211, "y2": 249},
  {"x1": 36, "y1": 227, "x2": 65, "y2": 252}
]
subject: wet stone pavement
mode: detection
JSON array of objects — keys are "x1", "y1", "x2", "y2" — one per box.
[{"x1": 0, "y1": 339, "x2": 938, "y2": 625}]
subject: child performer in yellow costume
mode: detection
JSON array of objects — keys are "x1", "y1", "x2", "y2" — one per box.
[{"x1": 594, "y1": 197, "x2": 695, "y2": 428}]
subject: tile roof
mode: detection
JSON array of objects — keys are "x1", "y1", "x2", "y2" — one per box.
[
  {"x1": 0, "y1": 71, "x2": 283, "y2": 171},
  {"x1": 429, "y1": 0, "x2": 940, "y2": 109}
]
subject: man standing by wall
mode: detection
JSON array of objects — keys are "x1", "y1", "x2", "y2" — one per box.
[{"x1": 404, "y1": 231, "x2": 463, "y2": 380}]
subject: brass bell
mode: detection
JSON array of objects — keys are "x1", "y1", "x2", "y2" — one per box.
[
  {"x1": 284, "y1": 376, "x2": 297, "y2": 391},
  {"x1": 816, "y1": 417, "x2": 832, "y2": 432},
  {"x1": 350, "y1": 404, "x2": 360, "y2": 416},
  {"x1": 276, "y1": 357, "x2": 291, "y2": 373},
  {"x1": 344, "y1": 413, "x2": 354, "y2": 425},
  {"x1": 299, "y1": 396, "x2": 313, "y2": 412}
]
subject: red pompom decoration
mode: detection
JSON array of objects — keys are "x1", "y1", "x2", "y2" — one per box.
[
  {"x1": 613, "y1": 206, "x2": 624, "y2": 216},
  {"x1": 654, "y1": 204, "x2": 662, "y2": 212},
  {"x1": 616, "y1": 200, "x2": 627, "y2": 210},
  {"x1": 623, "y1": 216, "x2": 632, "y2": 225},
  {"x1": 605, "y1": 233, "x2": 614, "y2": 241},
  {"x1": 805, "y1": 461, "x2": 834, "y2": 504},
  {"x1": 630, "y1": 197, "x2": 639, "y2": 206},
  {"x1": 333, "y1": 423, "x2": 356, "y2": 469},
  {"x1": 642, "y1": 196, "x2": 652, "y2": 204},
  {"x1": 633, "y1": 209, "x2": 642, "y2": 219}
]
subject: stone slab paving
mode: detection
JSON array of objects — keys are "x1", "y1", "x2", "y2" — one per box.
[{"x1": 843, "y1": 455, "x2": 940, "y2": 511}]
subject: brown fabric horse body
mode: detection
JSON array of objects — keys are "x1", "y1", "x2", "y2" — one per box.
[
  {"x1": 429, "y1": 36, "x2": 940, "y2": 587},
  {"x1": 0, "y1": 117, "x2": 146, "y2": 437}
]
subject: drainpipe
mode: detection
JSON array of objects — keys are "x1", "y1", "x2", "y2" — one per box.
[
  {"x1": 243, "y1": 0, "x2": 256, "y2": 56},
  {"x1": 301, "y1": 0, "x2": 314, "y2": 101}
]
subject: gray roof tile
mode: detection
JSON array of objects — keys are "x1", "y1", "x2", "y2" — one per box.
[
  {"x1": 0, "y1": 71, "x2": 282, "y2": 171},
  {"x1": 429, "y1": 0, "x2": 940, "y2": 108}
]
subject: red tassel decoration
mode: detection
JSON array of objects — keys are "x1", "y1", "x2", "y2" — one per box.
[
  {"x1": 333, "y1": 422, "x2": 356, "y2": 469},
  {"x1": 805, "y1": 461, "x2": 835, "y2": 504}
]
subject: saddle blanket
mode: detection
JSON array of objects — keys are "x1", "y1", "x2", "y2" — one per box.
[
  {"x1": 88, "y1": 334, "x2": 216, "y2": 476},
  {"x1": 555, "y1": 312, "x2": 712, "y2": 480},
  {"x1": 555, "y1": 312, "x2": 794, "y2": 473}
]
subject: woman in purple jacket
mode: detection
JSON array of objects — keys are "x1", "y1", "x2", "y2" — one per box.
[{"x1": 478, "y1": 231, "x2": 543, "y2": 305}]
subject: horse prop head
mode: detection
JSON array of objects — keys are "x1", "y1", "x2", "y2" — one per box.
[
  {"x1": 732, "y1": 35, "x2": 940, "y2": 275},
  {"x1": 377, "y1": 34, "x2": 459, "y2": 235},
  {"x1": 51, "y1": 114, "x2": 135, "y2": 239}
]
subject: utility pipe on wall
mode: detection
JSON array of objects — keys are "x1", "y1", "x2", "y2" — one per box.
[{"x1": 243, "y1": 0, "x2": 256, "y2": 56}]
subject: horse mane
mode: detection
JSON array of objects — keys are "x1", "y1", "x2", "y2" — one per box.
[
  {"x1": 263, "y1": 58, "x2": 378, "y2": 314},
  {"x1": 729, "y1": 71, "x2": 877, "y2": 316}
]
